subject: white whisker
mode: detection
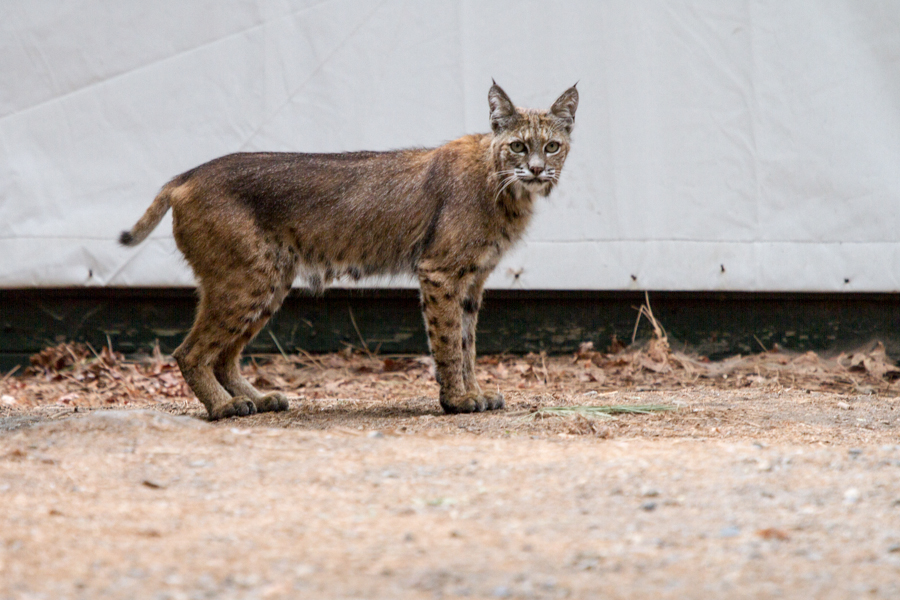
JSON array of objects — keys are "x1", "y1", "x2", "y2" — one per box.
[{"x1": 494, "y1": 174, "x2": 518, "y2": 202}]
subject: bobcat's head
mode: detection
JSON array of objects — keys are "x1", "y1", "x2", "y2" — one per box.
[{"x1": 489, "y1": 82, "x2": 579, "y2": 198}]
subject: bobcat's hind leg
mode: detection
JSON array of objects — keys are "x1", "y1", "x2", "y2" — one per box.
[
  {"x1": 212, "y1": 319, "x2": 289, "y2": 414},
  {"x1": 213, "y1": 340, "x2": 289, "y2": 414},
  {"x1": 173, "y1": 299, "x2": 257, "y2": 421},
  {"x1": 211, "y1": 273, "x2": 295, "y2": 415}
]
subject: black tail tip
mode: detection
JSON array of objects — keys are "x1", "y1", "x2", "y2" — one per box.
[{"x1": 119, "y1": 231, "x2": 134, "y2": 246}]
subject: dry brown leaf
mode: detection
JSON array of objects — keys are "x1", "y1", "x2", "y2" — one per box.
[{"x1": 757, "y1": 528, "x2": 790, "y2": 541}]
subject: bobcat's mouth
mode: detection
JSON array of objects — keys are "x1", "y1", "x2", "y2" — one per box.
[{"x1": 520, "y1": 177, "x2": 552, "y2": 188}]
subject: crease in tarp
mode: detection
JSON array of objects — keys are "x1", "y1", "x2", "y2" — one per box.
[
  {"x1": 666, "y1": 1, "x2": 763, "y2": 245},
  {"x1": 0, "y1": 0, "x2": 340, "y2": 125},
  {"x1": 102, "y1": 241, "x2": 154, "y2": 287},
  {"x1": 237, "y1": 0, "x2": 389, "y2": 151},
  {"x1": 666, "y1": 2, "x2": 750, "y2": 91}
]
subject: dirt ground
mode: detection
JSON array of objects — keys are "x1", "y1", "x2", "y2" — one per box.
[{"x1": 2, "y1": 338, "x2": 900, "y2": 599}]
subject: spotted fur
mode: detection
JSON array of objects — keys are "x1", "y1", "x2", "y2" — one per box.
[{"x1": 120, "y1": 83, "x2": 578, "y2": 420}]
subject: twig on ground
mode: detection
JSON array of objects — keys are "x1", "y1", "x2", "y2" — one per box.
[
  {"x1": 347, "y1": 306, "x2": 374, "y2": 359},
  {"x1": 2, "y1": 365, "x2": 20, "y2": 382},
  {"x1": 267, "y1": 330, "x2": 289, "y2": 360},
  {"x1": 294, "y1": 347, "x2": 327, "y2": 370},
  {"x1": 84, "y1": 342, "x2": 102, "y2": 362},
  {"x1": 753, "y1": 335, "x2": 768, "y2": 353}
]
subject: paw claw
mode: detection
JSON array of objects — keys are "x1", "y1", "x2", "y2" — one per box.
[
  {"x1": 258, "y1": 392, "x2": 290, "y2": 413},
  {"x1": 209, "y1": 396, "x2": 257, "y2": 421},
  {"x1": 440, "y1": 392, "x2": 488, "y2": 414},
  {"x1": 481, "y1": 392, "x2": 505, "y2": 411}
]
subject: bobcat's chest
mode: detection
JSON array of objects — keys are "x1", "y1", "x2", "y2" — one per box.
[
  {"x1": 460, "y1": 189, "x2": 531, "y2": 276},
  {"x1": 495, "y1": 189, "x2": 535, "y2": 246}
]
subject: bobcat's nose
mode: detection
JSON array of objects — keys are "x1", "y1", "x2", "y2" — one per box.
[{"x1": 529, "y1": 164, "x2": 544, "y2": 177}]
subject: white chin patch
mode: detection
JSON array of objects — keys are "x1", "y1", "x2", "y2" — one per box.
[{"x1": 523, "y1": 180, "x2": 551, "y2": 194}]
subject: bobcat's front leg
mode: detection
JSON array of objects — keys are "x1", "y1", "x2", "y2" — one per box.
[
  {"x1": 419, "y1": 268, "x2": 494, "y2": 413},
  {"x1": 461, "y1": 274, "x2": 503, "y2": 410}
]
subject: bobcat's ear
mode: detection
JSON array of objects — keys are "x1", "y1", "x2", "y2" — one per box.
[
  {"x1": 488, "y1": 82, "x2": 518, "y2": 134},
  {"x1": 550, "y1": 85, "x2": 579, "y2": 133}
]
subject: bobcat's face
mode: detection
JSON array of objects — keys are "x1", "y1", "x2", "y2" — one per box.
[
  {"x1": 498, "y1": 116, "x2": 569, "y2": 196},
  {"x1": 489, "y1": 84, "x2": 579, "y2": 198}
]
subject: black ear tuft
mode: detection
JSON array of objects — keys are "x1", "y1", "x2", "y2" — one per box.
[
  {"x1": 550, "y1": 85, "x2": 579, "y2": 133},
  {"x1": 488, "y1": 82, "x2": 518, "y2": 134}
]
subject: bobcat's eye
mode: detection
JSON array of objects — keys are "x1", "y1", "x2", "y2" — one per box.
[
  {"x1": 545, "y1": 141, "x2": 560, "y2": 154},
  {"x1": 509, "y1": 141, "x2": 526, "y2": 153}
]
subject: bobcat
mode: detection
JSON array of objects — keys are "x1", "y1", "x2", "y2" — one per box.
[{"x1": 120, "y1": 82, "x2": 578, "y2": 420}]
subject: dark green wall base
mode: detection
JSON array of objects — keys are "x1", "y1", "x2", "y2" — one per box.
[{"x1": 2, "y1": 288, "x2": 900, "y2": 371}]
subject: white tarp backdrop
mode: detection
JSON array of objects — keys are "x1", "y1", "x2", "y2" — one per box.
[{"x1": 2, "y1": 1, "x2": 899, "y2": 291}]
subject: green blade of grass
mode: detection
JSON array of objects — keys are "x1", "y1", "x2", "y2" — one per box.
[{"x1": 518, "y1": 404, "x2": 675, "y2": 422}]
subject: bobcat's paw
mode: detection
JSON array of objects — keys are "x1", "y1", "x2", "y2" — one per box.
[
  {"x1": 208, "y1": 396, "x2": 257, "y2": 421},
  {"x1": 257, "y1": 392, "x2": 290, "y2": 413},
  {"x1": 480, "y1": 391, "x2": 505, "y2": 411},
  {"x1": 440, "y1": 391, "x2": 485, "y2": 414}
]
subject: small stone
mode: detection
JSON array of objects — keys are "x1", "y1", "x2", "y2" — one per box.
[
  {"x1": 719, "y1": 525, "x2": 741, "y2": 538},
  {"x1": 641, "y1": 487, "x2": 660, "y2": 498},
  {"x1": 848, "y1": 448, "x2": 863, "y2": 458},
  {"x1": 837, "y1": 401, "x2": 851, "y2": 410},
  {"x1": 640, "y1": 501, "x2": 657, "y2": 511},
  {"x1": 888, "y1": 543, "x2": 900, "y2": 554},
  {"x1": 367, "y1": 430, "x2": 384, "y2": 439},
  {"x1": 843, "y1": 488, "x2": 861, "y2": 504}
]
